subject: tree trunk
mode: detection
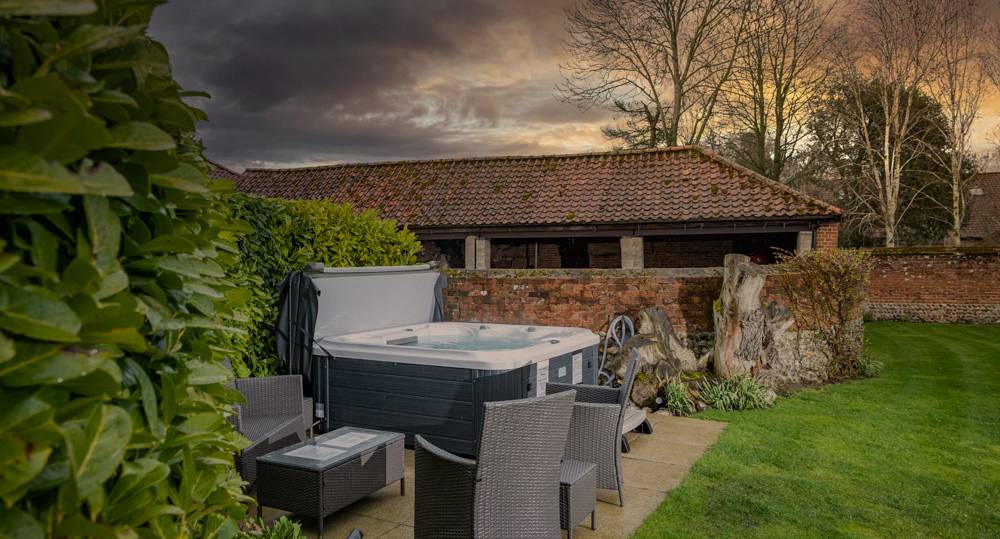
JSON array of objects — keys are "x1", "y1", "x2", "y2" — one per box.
[{"x1": 713, "y1": 254, "x2": 774, "y2": 377}]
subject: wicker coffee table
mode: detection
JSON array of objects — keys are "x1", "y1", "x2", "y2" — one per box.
[{"x1": 256, "y1": 426, "x2": 404, "y2": 536}]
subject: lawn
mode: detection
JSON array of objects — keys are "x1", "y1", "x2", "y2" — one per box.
[{"x1": 634, "y1": 322, "x2": 1000, "y2": 538}]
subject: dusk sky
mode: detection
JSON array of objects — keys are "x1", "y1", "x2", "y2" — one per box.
[{"x1": 149, "y1": 0, "x2": 1000, "y2": 171}]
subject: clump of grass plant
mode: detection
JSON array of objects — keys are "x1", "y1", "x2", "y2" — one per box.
[
  {"x1": 662, "y1": 379, "x2": 697, "y2": 416},
  {"x1": 697, "y1": 375, "x2": 769, "y2": 411}
]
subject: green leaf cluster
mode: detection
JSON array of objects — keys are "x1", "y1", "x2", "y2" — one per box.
[
  {"x1": 225, "y1": 194, "x2": 421, "y2": 377},
  {"x1": 0, "y1": 2, "x2": 248, "y2": 537}
]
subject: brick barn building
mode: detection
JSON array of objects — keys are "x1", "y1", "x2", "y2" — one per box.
[{"x1": 232, "y1": 146, "x2": 841, "y2": 269}]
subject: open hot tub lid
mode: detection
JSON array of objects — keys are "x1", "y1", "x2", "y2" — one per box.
[{"x1": 309, "y1": 264, "x2": 445, "y2": 338}]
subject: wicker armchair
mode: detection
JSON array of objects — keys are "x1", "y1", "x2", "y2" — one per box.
[
  {"x1": 230, "y1": 374, "x2": 307, "y2": 484},
  {"x1": 414, "y1": 390, "x2": 577, "y2": 539},
  {"x1": 547, "y1": 355, "x2": 640, "y2": 506}
]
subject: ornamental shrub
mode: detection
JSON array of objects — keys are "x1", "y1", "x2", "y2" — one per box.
[
  {"x1": 775, "y1": 248, "x2": 874, "y2": 379},
  {"x1": 0, "y1": 2, "x2": 248, "y2": 537},
  {"x1": 227, "y1": 194, "x2": 421, "y2": 377}
]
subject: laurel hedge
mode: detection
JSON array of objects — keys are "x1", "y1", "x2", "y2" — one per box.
[
  {"x1": 226, "y1": 194, "x2": 421, "y2": 377},
  {"x1": 0, "y1": 2, "x2": 250, "y2": 537}
]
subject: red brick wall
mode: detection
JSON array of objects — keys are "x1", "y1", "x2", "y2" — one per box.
[
  {"x1": 443, "y1": 248, "x2": 1000, "y2": 335},
  {"x1": 816, "y1": 222, "x2": 839, "y2": 249},
  {"x1": 443, "y1": 268, "x2": 791, "y2": 335},
  {"x1": 866, "y1": 248, "x2": 1000, "y2": 323}
]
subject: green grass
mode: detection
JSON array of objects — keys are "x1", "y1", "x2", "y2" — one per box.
[{"x1": 634, "y1": 323, "x2": 1000, "y2": 538}]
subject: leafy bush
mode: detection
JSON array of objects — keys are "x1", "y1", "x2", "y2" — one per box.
[
  {"x1": 0, "y1": 2, "x2": 248, "y2": 537},
  {"x1": 698, "y1": 376, "x2": 770, "y2": 411},
  {"x1": 239, "y1": 516, "x2": 302, "y2": 539},
  {"x1": 775, "y1": 248, "x2": 874, "y2": 379},
  {"x1": 857, "y1": 355, "x2": 884, "y2": 378},
  {"x1": 662, "y1": 379, "x2": 696, "y2": 416},
  {"x1": 227, "y1": 194, "x2": 421, "y2": 376}
]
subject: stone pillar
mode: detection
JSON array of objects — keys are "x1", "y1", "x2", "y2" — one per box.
[
  {"x1": 464, "y1": 235, "x2": 477, "y2": 269},
  {"x1": 475, "y1": 237, "x2": 491, "y2": 269},
  {"x1": 796, "y1": 231, "x2": 814, "y2": 254},
  {"x1": 620, "y1": 236, "x2": 644, "y2": 269}
]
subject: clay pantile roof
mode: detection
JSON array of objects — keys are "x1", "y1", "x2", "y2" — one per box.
[
  {"x1": 207, "y1": 159, "x2": 241, "y2": 181},
  {"x1": 961, "y1": 172, "x2": 1000, "y2": 244},
  {"x1": 235, "y1": 146, "x2": 841, "y2": 228}
]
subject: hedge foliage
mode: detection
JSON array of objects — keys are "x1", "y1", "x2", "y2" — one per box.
[
  {"x1": 0, "y1": 2, "x2": 249, "y2": 537},
  {"x1": 227, "y1": 194, "x2": 421, "y2": 377}
]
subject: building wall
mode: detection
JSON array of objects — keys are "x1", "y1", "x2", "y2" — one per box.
[
  {"x1": 815, "y1": 222, "x2": 839, "y2": 249},
  {"x1": 867, "y1": 248, "x2": 1000, "y2": 324}
]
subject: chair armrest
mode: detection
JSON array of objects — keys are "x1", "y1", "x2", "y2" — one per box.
[
  {"x1": 415, "y1": 435, "x2": 477, "y2": 469},
  {"x1": 547, "y1": 383, "x2": 620, "y2": 404},
  {"x1": 235, "y1": 375, "x2": 304, "y2": 417},
  {"x1": 414, "y1": 435, "x2": 477, "y2": 537}
]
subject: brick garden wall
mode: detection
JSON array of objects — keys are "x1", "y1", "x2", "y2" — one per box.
[
  {"x1": 442, "y1": 247, "x2": 1000, "y2": 335},
  {"x1": 866, "y1": 248, "x2": 1000, "y2": 324},
  {"x1": 442, "y1": 268, "x2": 790, "y2": 336}
]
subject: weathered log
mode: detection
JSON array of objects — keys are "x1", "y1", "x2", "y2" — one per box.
[
  {"x1": 619, "y1": 335, "x2": 681, "y2": 408},
  {"x1": 636, "y1": 307, "x2": 704, "y2": 372},
  {"x1": 713, "y1": 254, "x2": 776, "y2": 378}
]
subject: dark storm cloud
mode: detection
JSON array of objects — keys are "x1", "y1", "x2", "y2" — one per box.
[{"x1": 148, "y1": 0, "x2": 610, "y2": 168}]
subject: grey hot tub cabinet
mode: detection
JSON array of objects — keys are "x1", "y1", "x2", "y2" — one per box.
[{"x1": 315, "y1": 345, "x2": 597, "y2": 456}]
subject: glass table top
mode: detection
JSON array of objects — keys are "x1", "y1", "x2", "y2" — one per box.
[{"x1": 257, "y1": 426, "x2": 403, "y2": 472}]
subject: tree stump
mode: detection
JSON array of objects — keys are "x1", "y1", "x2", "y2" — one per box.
[{"x1": 713, "y1": 254, "x2": 777, "y2": 378}]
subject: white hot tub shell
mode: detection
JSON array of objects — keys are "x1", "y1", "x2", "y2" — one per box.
[{"x1": 309, "y1": 265, "x2": 599, "y2": 456}]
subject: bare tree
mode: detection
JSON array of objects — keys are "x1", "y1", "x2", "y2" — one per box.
[
  {"x1": 559, "y1": 0, "x2": 749, "y2": 148},
  {"x1": 559, "y1": 0, "x2": 670, "y2": 148},
  {"x1": 925, "y1": 0, "x2": 997, "y2": 246},
  {"x1": 832, "y1": 0, "x2": 947, "y2": 247},
  {"x1": 720, "y1": 0, "x2": 833, "y2": 182}
]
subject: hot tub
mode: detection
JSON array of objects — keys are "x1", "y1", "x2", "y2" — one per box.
[{"x1": 308, "y1": 265, "x2": 599, "y2": 456}]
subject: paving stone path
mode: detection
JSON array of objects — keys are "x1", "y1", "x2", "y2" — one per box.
[{"x1": 262, "y1": 413, "x2": 726, "y2": 539}]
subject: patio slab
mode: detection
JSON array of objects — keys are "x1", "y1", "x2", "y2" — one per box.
[{"x1": 260, "y1": 413, "x2": 726, "y2": 538}]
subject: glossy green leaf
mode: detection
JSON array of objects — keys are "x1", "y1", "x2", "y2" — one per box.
[
  {"x1": 0, "y1": 146, "x2": 82, "y2": 194},
  {"x1": 0, "y1": 108, "x2": 52, "y2": 127},
  {"x1": 0, "y1": 333, "x2": 13, "y2": 363},
  {"x1": 124, "y1": 359, "x2": 159, "y2": 434},
  {"x1": 185, "y1": 360, "x2": 229, "y2": 386},
  {"x1": 0, "y1": 342, "x2": 112, "y2": 386},
  {"x1": 42, "y1": 24, "x2": 144, "y2": 67},
  {"x1": 0, "y1": 193, "x2": 73, "y2": 214},
  {"x1": 24, "y1": 220, "x2": 58, "y2": 275},
  {"x1": 17, "y1": 112, "x2": 109, "y2": 164},
  {"x1": 106, "y1": 121, "x2": 176, "y2": 151},
  {"x1": 0, "y1": 506, "x2": 43, "y2": 539},
  {"x1": 0, "y1": 438, "x2": 51, "y2": 504},
  {"x1": 0, "y1": 0, "x2": 94, "y2": 15},
  {"x1": 129, "y1": 255, "x2": 225, "y2": 278},
  {"x1": 135, "y1": 233, "x2": 197, "y2": 255},
  {"x1": 78, "y1": 160, "x2": 134, "y2": 197},
  {"x1": 59, "y1": 360, "x2": 123, "y2": 396},
  {"x1": 83, "y1": 196, "x2": 121, "y2": 275},
  {"x1": 108, "y1": 458, "x2": 168, "y2": 506},
  {"x1": 91, "y1": 89, "x2": 138, "y2": 108},
  {"x1": 62, "y1": 404, "x2": 131, "y2": 499},
  {"x1": 0, "y1": 389, "x2": 53, "y2": 434},
  {"x1": 0, "y1": 286, "x2": 81, "y2": 342},
  {"x1": 149, "y1": 163, "x2": 209, "y2": 193}
]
